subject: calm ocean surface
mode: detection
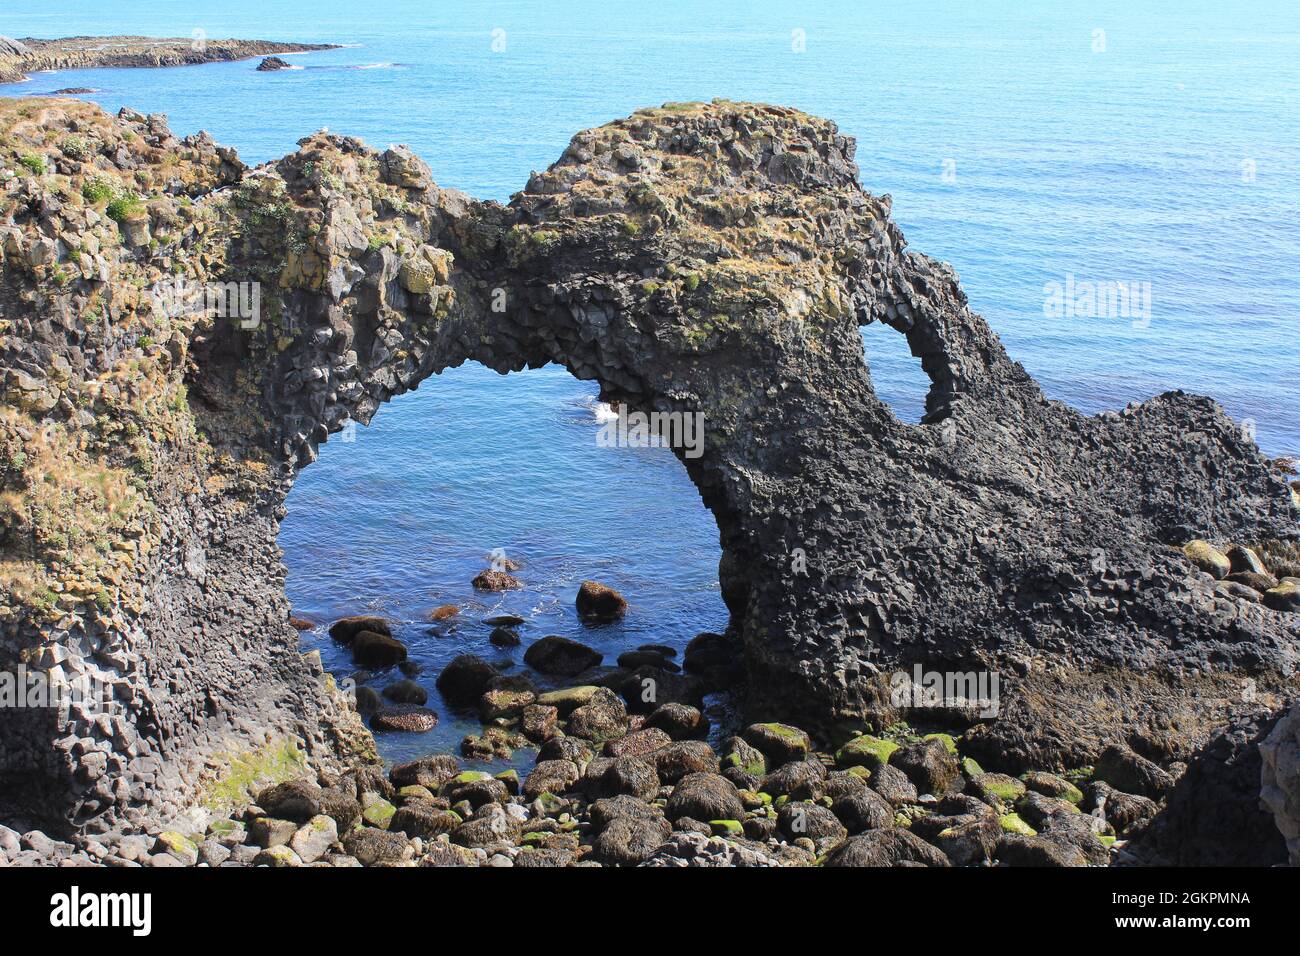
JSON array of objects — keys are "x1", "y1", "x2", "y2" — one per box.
[{"x1": 4, "y1": 1, "x2": 1297, "y2": 764}]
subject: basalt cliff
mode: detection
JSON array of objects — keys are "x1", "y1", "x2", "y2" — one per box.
[{"x1": 0, "y1": 97, "x2": 1296, "y2": 862}]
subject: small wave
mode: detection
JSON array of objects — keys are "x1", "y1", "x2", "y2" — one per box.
[{"x1": 352, "y1": 62, "x2": 404, "y2": 70}]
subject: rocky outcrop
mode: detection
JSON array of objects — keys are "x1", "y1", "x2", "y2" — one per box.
[
  {"x1": 0, "y1": 96, "x2": 1296, "y2": 838},
  {"x1": 1260, "y1": 704, "x2": 1300, "y2": 865},
  {"x1": 0, "y1": 36, "x2": 337, "y2": 85}
]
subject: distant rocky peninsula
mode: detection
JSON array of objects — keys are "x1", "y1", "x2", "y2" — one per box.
[{"x1": 0, "y1": 35, "x2": 338, "y2": 84}]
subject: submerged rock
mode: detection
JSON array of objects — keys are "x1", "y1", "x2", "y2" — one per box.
[
  {"x1": 370, "y1": 705, "x2": 438, "y2": 733},
  {"x1": 350, "y1": 631, "x2": 408, "y2": 668},
  {"x1": 576, "y1": 580, "x2": 628, "y2": 622},
  {"x1": 436, "y1": 654, "x2": 499, "y2": 705},
  {"x1": 524, "y1": 636, "x2": 603, "y2": 676},
  {"x1": 472, "y1": 570, "x2": 521, "y2": 591}
]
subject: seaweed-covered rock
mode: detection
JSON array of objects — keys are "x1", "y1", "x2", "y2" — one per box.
[
  {"x1": 576, "y1": 580, "x2": 628, "y2": 622},
  {"x1": 824, "y1": 829, "x2": 951, "y2": 867},
  {"x1": 666, "y1": 772, "x2": 744, "y2": 823},
  {"x1": 891, "y1": 738, "x2": 961, "y2": 796}
]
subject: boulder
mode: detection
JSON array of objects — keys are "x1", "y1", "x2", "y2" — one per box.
[
  {"x1": 831, "y1": 788, "x2": 896, "y2": 833},
  {"x1": 535, "y1": 685, "x2": 601, "y2": 714},
  {"x1": 351, "y1": 630, "x2": 407, "y2": 668},
  {"x1": 1094, "y1": 745, "x2": 1174, "y2": 798},
  {"x1": 524, "y1": 636, "x2": 603, "y2": 676},
  {"x1": 1183, "y1": 540, "x2": 1231, "y2": 578},
  {"x1": 390, "y1": 804, "x2": 460, "y2": 840},
  {"x1": 666, "y1": 772, "x2": 744, "y2": 822},
  {"x1": 472, "y1": 569, "x2": 521, "y2": 590},
  {"x1": 520, "y1": 703, "x2": 560, "y2": 743},
  {"x1": 329, "y1": 615, "x2": 391, "y2": 643},
  {"x1": 382, "y1": 679, "x2": 428, "y2": 705},
  {"x1": 891, "y1": 738, "x2": 961, "y2": 795},
  {"x1": 343, "y1": 828, "x2": 412, "y2": 866},
  {"x1": 257, "y1": 779, "x2": 323, "y2": 822},
  {"x1": 436, "y1": 654, "x2": 499, "y2": 705},
  {"x1": 778, "y1": 801, "x2": 849, "y2": 849},
  {"x1": 593, "y1": 815, "x2": 671, "y2": 866},
  {"x1": 742, "y1": 722, "x2": 812, "y2": 766},
  {"x1": 759, "y1": 758, "x2": 827, "y2": 800},
  {"x1": 604, "y1": 726, "x2": 671, "y2": 759},
  {"x1": 995, "y1": 832, "x2": 1089, "y2": 867},
  {"x1": 836, "y1": 734, "x2": 898, "y2": 770},
  {"x1": 289, "y1": 815, "x2": 338, "y2": 864},
  {"x1": 1263, "y1": 582, "x2": 1300, "y2": 612},
  {"x1": 370, "y1": 705, "x2": 437, "y2": 733},
  {"x1": 576, "y1": 580, "x2": 628, "y2": 621},
  {"x1": 565, "y1": 686, "x2": 628, "y2": 740},
  {"x1": 869, "y1": 763, "x2": 919, "y2": 806},
  {"x1": 824, "y1": 829, "x2": 951, "y2": 867},
  {"x1": 523, "y1": 760, "x2": 581, "y2": 800},
  {"x1": 390, "y1": 754, "x2": 460, "y2": 790},
  {"x1": 600, "y1": 757, "x2": 660, "y2": 800},
  {"x1": 644, "y1": 702, "x2": 708, "y2": 739},
  {"x1": 652, "y1": 740, "x2": 720, "y2": 784},
  {"x1": 1021, "y1": 771, "x2": 1083, "y2": 804}
]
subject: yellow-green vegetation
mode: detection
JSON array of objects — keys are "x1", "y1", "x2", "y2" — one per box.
[
  {"x1": 0, "y1": 407, "x2": 153, "y2": 623},
  {"x1": 836, "y1": 733, "x2": 898, "y2": 769},
  {"x1": 200, "y1": 738, "x2": 308, "y2": 813},
  {"x1": 105, "y1": 192, "x2": 145, "y2": 222},
  {"x1": 923, "y1": 732, "x2": 958, "y2": 755},
  {"x1": 999, "y1": 812, "x2": 1036, "y2": 836}
]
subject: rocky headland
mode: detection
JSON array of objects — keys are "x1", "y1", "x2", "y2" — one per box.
[
  {"x1": 0, "y1": 36, "x2": 339, "y2": 85},
  {"x1": 0, "y1": 95, "x2": 1296, "y2": 866}
]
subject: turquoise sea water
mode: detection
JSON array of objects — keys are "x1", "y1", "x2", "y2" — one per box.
[{"x1": 4, "y1": 1, "x2": 1297, "y2": 764}]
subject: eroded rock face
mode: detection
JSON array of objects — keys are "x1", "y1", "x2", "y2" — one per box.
[
  {"x1": 1260, "y1": 705, "x2": 1300, "y2": 865},
  {"x1": 0, "y1": 97, "x2": 1296, "y2": 833}
]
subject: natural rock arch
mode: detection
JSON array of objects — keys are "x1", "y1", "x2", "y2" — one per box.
[{"x1": 0, "y1": 98, "x2": 1296, "y2": 836}]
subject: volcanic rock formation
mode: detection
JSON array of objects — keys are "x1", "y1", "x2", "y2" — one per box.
[{"x1": 0, "y1": 97, "x2": 1296, "y2": 846}]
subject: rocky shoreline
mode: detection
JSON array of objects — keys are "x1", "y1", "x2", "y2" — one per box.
[
  {"x1": 0, "y1": 701, "x2": 1218, "y2": 867},
  {"x1": 0, "y1": 35, "x2": 339, "y2": 85},
  {"x1": 1, "y1": 573, "x2": 1294, "y2": 867}
]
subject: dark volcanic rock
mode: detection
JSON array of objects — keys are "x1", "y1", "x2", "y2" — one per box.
[
  {"x1": 1141, "y1": 709, "x2": 1289, "y2": 865},
  {"x1": 370, "y1": 705, "x2": 437, "y2": 733},
  {"x1": 435, "y1": 654, "x2": 499, "y2": 705},
  {"x1": 1, "y1": 97, "x2": 1295, "y2": 836},
  {"x1": 825, "y1": 829, "x2": 951, "y2": 867},
  {"x1": 351, "y1": 631, "x2": 408, "y2": 669},
  {"x1": 330, "y1": 615, "x2": 391, "y2": 643},
  {"x1": 472, "y1": 569, "x2": 521, "y2": 591},
  {"x1": 524, "y1": 636, "x2": 603, "y2": 676},
  {"x1": 665, "y1": 772, "x2": 744, "y2": 822},
  {"x1": 256, "y1": 56, "x2": 291, "y2": 71},
  {"x1": 576, "y1": 580, "x2": 628, "y2": 622},
  {"x1": 1094, "y1": 745, "x2": 1174, "y2": 799},
  {"x1": 890, "y1": 738, "x2": 961, "y2": 796}
]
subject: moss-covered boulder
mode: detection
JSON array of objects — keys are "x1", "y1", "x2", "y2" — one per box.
[{"x1": 836, "y1": 734, "x2": 898, "y2": 771}]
